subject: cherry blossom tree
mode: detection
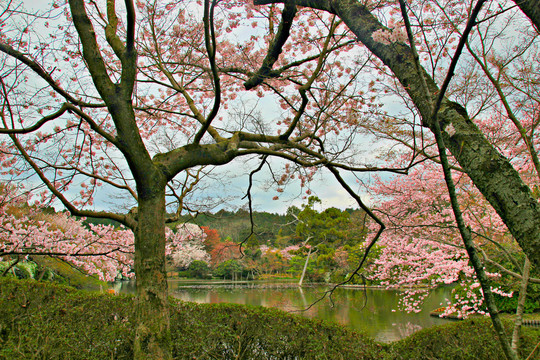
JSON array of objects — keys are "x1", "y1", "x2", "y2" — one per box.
[
  {"x1": 0, "y1": 182, "x2": 207, "y2": 282},
  {"x1": 248, "y1": 1, "x2": 538, "y2": 358},
  {"x1": 0, "y1": 0, "x2": 386, "y2": 357},
  {"x1": 369, "y1": 158, "x2": 538, "y2": 310},
  {"x1": 0, "y1": 183, "x2": 134, "y2": 281},
  {"x1": 167, "y1": 223, "x2": 209, "y2": 269}
]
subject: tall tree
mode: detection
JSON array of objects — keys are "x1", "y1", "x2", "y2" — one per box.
[
  {"x1": 0, "y1": 0, "x2": 384, "y2": 357},
  {"x1": 253, "y1": 0, "x2": 540, "y2": 268},
  {"x1": 248, "y1": 2, "x2": 539, "y2": 357}
]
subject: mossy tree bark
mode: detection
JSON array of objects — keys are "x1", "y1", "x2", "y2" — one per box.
[
  {"x1": 514, "y1": 0, "x2": 540, "y2": 31},
  {"x1": 254, "y1": 0, "x2": 540, "y2": 268},
  {"x1": 132, "y1": 178, "x2": 171, "y2": 359}
]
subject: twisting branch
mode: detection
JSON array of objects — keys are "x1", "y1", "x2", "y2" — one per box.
[
  {"x1": 466, "y1": 42, "x2": 540, "y2": 180},
  {"x1": 400, "y1": 1, "x2": 516, "y2": 358},
  {"x1": 428, "y1": 10, "x2": 517, "y2": 360},
  {"x1": 239, "y1": 155, "x2": 269, "y2": 254},
  {"x1": 165, "y1": 168, "x2": 204, "y2": 223},
  {"x1": 326, "y1": 165, "x2": 385, "y2": 284},
  {"x1": 296, "y1": 165, "x2": 385, "y2": 311},
  {"x1": 0, "y1": 102, "x2": 70, "y2": 135},
  {"x1": 433, "y1": 115, "x2": 518, "y2": 360},
  {"x1": 194, "y1": 0, "x2": 221, "y2": 144},
  {"x1": 244, "y1": 0, "x2": 297, "y2": 90},
  {"x1": 0, "y1": 72, "x2": 117, "y2": 147}
]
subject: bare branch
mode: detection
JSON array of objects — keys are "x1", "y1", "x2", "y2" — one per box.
[{"x1": 0, "y1": 41, "x2": 104, "y2": 108}]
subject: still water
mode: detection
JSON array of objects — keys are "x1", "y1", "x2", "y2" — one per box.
[{"x1": 114, "y1": 280, "x2": 453, "y2": 343}]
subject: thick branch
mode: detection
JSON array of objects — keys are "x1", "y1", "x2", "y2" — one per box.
[
  {"x1": 69, "y1": 0, "x2": 116, "y2": 101},
  {"x1": 121, "y1": 0, "x2": 137, "y2": 95},
  {"x1": 153, "y1": 135, "x2": 241, "y2": 180},
  {"x1": 194, "y1": 0, "x2": 221, "y2": 144},
  {"x1": 105, "y1": 0, "x2": 126, "y2": 59},
  {"x1": 244, "y1": 0, "x2": 297, "y2": 90},
  {"x1": 514, "y1": 0, "x2": 540, "y2": 32}
]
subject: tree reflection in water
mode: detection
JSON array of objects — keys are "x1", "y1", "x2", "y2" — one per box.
[{"x1": 115, "y1": 280, "x2": 453, "y2": 342}]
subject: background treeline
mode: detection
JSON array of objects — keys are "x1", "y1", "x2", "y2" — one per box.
[{"x1": 175, "y1": 208, "x2": 300, "y2": 247}]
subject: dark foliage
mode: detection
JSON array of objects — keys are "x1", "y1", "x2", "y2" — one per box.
[
  {"x1": 0, "y1": 277, "x2": 382, "y2": 359},
  {"x1": 1, "y1": 277, "x2": 538, "y2": 360},
  {"x1": 389, "y1": 317, "x2": 540, "y2": 360}
]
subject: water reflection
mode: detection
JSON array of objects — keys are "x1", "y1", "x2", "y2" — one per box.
[{"x1": 114, "y1": 280, "x2": 452, "y2": 343}]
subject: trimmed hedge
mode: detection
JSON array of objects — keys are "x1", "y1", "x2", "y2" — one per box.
[
  {"x1": 0, "y1": 278, "x2": 383, "y2": 359},
  {"x1": 170, "y1": 302, "x2": 385, "y2": 359},
  {"x1": 389, "y1": 317, "x2": 540, "y2": 360},
  {"x1": 0, "y1": 278, "x2": 134, "y2": 359},
  {"x1": 1, "y1": 277, "x2": 538, "y2": 359}
]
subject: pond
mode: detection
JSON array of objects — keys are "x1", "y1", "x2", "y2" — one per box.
[{"x1": 114, "y1": 279, "x2": 453, "y2": 342}]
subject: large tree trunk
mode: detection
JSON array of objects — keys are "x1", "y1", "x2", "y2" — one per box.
[
  {"x1": 514, "y1": 0, "x2": 540, "y2": 32},
  {"x1": 254, "y1": 0, "x2": 540, "y2": 268},
  {"x1": 133, "y1": 177, "x2": 172, "y2": 360},
  {"x1": 66, "y1": 1, "x2": 173, "y2": 358}
]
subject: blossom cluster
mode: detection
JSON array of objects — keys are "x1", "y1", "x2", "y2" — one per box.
[
  {"x1": 367, "y1": 158, "x2": 512, "y2": 316},
  {"x1": 259, "y1": 244, "x2": 301, "y2": 260},
  {"x1": 0, "y1": 185, "x2": 208, "y2": 281},
  {"x1": 371, "y1": 19, "x2": 408, "y2": 45}
]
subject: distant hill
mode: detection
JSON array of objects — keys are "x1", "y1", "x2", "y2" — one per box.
[
  {"x1": 173, "y1": 209, "x2": 299, "y2": 246},
  {"x1": 80, "y1": 207, "x2": 365, "y2": 248}
]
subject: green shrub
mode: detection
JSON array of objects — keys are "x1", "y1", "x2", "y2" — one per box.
[
  {"x1": 170, "y1": 301, "x2": 384, "y2": 359},
  {"x1": 0, "y1": 277, "x2": 382, "y2": 359},
  {"x1": 0, "y1": 278, "x2": 134, "y2": 360},
  {"x1": 388, "y1": 317, "x2": 540, "y2": 360},
  {"x1": 2, "y1": 277, "x2": 538, "y2": 360},
  {"x1": 0, "y1": 260, "x2": 35, "y2": 279}
]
